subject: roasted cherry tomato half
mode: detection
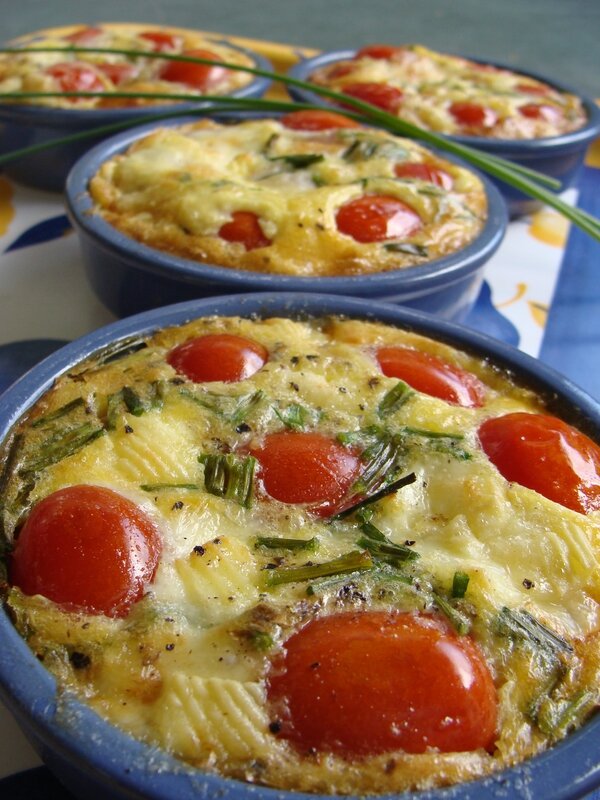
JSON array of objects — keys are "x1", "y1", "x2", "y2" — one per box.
[
  {"x1": 449, "y1": 101, "x2": 498, "y2": 130},
  {"x1": 280, "y1": 109, "x2": 360, "y2": 130},
  {"x1": 167, "y1": 333, "x2": 268, "y2": 383},
  {"x1": 250, "y1": 431, "x2": 361, "y2": 514},
  {"x1": 96, "y1": 62, "x2": 137, "y2": 85},
  {"x1": 10, "y1": 485, "x2": 162, "y2": 618},
  {"x1": 516, "y1": 82, "x2": 552, "y2": 96},
  {"x1": 518, "y1": 103, "x2": 562, "y2": 122},
  {"x1": 376, "y1": 345, "x2": 486, "y2": 407},
  {"x1": 63, "y1": 27, "x2": 103, "y2": 43},
  {"x1": 218, "y1": 211, "x2": 271, "y2": 250},
  {"x1": 394, "y1": 161, "x2": 454, "y2": 191},
  {"x1": 336, "y1": 194, "x2": 422, "y2": 243},
  {"x1": 159, "y1": 48, "x2": 227, "y2": 90},
  {"x1": 46, "y1": 63, "x2": 106, "y2": 95},
  {"x1": 478, "y1": 412, "x2": 600, "y2": 514},
  {"x1": 267, "y1": 611, "x2": 498, "y2": 757},
  {"x1": 340, "y1": 82, "x2": 404, "y2": 113},
  {"x1": 355, "y1": 44, "x2": 409, "y2": 60},
  {"x1": 139, "y1": 31, "x2": 181, "y2": 52}
]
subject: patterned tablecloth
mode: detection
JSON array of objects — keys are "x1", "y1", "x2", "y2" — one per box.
[{"x1": 0, "y1": 32, "x2": 599, "y2": 797}]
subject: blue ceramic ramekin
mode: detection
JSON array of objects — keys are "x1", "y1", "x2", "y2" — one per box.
[
  {"x1": 0, "y1": 292, "x2": 600, "y2": 800},
  {"x1": 64, "y1": 114, "x2": 507, "y2": 321},
  {"x1": 286, "y1": 50, "x2": 600, "y2": 218},
  {"x1": 0, "y1": 35, "x2": 272, "y2": 192}
]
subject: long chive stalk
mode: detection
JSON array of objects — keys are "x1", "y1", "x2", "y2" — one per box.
[{"x1": 0, "y1": 46, "x2": 599, "y2": 240}]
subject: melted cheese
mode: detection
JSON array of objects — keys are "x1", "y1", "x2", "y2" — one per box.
[
  {"x1": 90, "y1": 118, "x2": 488, "y2": 277},
  {"x1": 309, "y1": 44, "x2": 588, "y2": 139},
  {"x1": 2, "y1": 314, "x2": 600, "y2": 794}
]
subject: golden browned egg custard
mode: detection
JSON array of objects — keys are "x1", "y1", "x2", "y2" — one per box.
[
  {"x1": 308, "y1": 44, "x2": 588, "y2": 139},
  {"x1": 0, "y1": 23, "x2": 256, "y2": 108},
  {"x1": 88, "y1": 113, "x2": 488, "y2": 277},
  {"x1": 2, "y1": 314, "x2": 600, "y2": 794}
]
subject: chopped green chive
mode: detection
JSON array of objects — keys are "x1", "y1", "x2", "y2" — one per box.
[
  {"x1": 497, "y1": 606, "x2": 574, "y2": 656},
  {"x1": 31, "y1": 398, "x2": 86, "y2": 428},
  {"x1": 199, "y1": 453, "x2": 256, "y2": 508},
  {"x1": 255, "y1": 535, "x2": 319, "y2": 552},
  {"x1": 378, "y1": 381, "x2": 414, "y2": 417},
  {"x1": 452, "y1": 571, "x2": 470, "y2": 598},
  {"x1": 265, "y1": 549, "x2": 373, "y2": 587}
]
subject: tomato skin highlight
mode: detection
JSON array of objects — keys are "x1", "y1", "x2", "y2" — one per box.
[
  {"x1": 518, "y1": 103, "x2": 562, "y2": 122},
  {"x1": 218, "y1": 211, "x2": 271, "y2": 250},
  {"x1": 341, "y1": 82, "x2": 404, "y2": 113},
  {"x1": 250, "y1": 431, "x2": 361, "y2": 511},
  {"x1": 267, "y1": 611, "x2": 498, "y2": 757},
  {"x1": 376, "y1": 346, "x2": 485, "y2": 407},
  {"x1": 336, "y1": 195, "x2": 422, "y2": 243},
  {"x1": 280, "y1": 109, "x2": 360, "y2": 130},
  {"x1": 9, "y1": 485, "x2": 162, "y2": 618},
  {"x1": 159, "y1": 48, "x2": 227, "y2": 90},
  {"x1": 167, "y1": 333, "x2": 268, "y2": 383},
  {"x1": 478, "y1": 412, "x2": 600, "y2": 514},
  {"x1": 394, "y1": 161, "x2": 454, "y2": 191},
  {"x1": 355, "y1": 44, "x2": 408, "y2": 60},
  {"x1": 449, "y1": 101, "x2": 498, "y2": 130},
  {"x1": 46, "y1": 63, "x2": 106, "y2": 95}
]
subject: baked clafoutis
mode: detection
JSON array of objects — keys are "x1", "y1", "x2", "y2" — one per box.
[
  {"x1": 0, "y1": 24, "x2": 258, "y2": 108},
  {"x1": 307, "y1": 44, "x2": 588, "y2": 140},
  {"x1": 88, "y1": 113, "x2": 489, "y2": 277},
  {"x1": 1, "y1": 313, "x2": 600, "y2": 795}
]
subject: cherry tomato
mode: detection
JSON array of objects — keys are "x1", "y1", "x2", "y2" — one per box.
[
  {"x1": 355, "y1": 44, "x2": 408, "y2": 60},
  {"x1": 516, "y1": 82, "x2": 552, "y2": 96},
  {"x1": 250, "y1": 431, "x2": 361, "y2": 513},
  {"x1": 280, "y1": 109, "x2": 360, "y2": 131},
  {"x1": 336, "y1": 194, "x2": 422, "y2": 243},
  {"x1": 394, "y1": 161, "x2": 454, "y2": 191},
  {"x1": 46, "y1": 63, "x2": 105, "y2": 95},
  {"x1": 340, "y1": 82, "x2": 404, "y2": 113},
  {"x1": 63, "y1": 27, "x2": 103, "y2": 43},
  {"x1": 518, "y1": 103, "x2": 562, "y2": 123},
  {"x1": 267, "y1": 611, "x2": 498, "y2": 756},
  {"x1": 10, "y1": 485, "x2": 161, "y2": 618},
  {"x1": 478, "y1": 412, "x2": 600, "y2": 514},
  {"x1": 96, "y1": 62, "x2": 137, "y2": 85},
  {"x1": 376, "y1": 346, "x2": 485, "y2": 407},
  {"x1": 159, "y1": 48, "x2": 227, "y2": 90},
  {"x1": 139, "y1": 31, "x2": 181, "y2": 52},
  {"x1": 218, "y1": 211, "x2": 271, "y2": 250},
  {"x1": 449, "y1": 101, "x2": 498, "y2": 130},
  {"x1": 167, "y1": 333, "x2": 268, "y2": 383}
]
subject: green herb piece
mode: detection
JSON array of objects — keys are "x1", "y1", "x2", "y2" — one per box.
[
  {"x1": 452, "y1": 571, "x2": 470, "y2": 598},
  {"x1": 399, "y1": 426, "x2": 465, "y2": 440},
  {"x1": 342, "y1": 138, "x2": 379, "y2": 161},
  {"x1": 199, "y1": 453, "x2": 256, "y2": 508},
  {"x1": 433, "y1": 592, "x2": 471, "y2": 635},
  {"x1": 105, "y1": 389, "x2": 124, "y2": 431},
  {"x1": 497, "y1": 606, "x2": 574, "y2": 656},
  {"x1": 122, "y1": 386, "x2": 147, "y2": 416},
  {"x1": 21, "y1": 423, "x2": 105, "y2": 474},
  {"x1": 265, "y1": 550, "x2": 373, "y2": 587},
  {"x1": 267, "y1": 153, "x2": 324, "y2": 168},
  {"x1": 357, "y1": 534, "x2": 419, "y2": 564},
  {"x1": 140, "y1": 483, "x2": 200, "y2": 492},
  {"x1": 182, "y1": 389, "x2": 264, "y2": 425},
  {"x1": 536, "y1": 689, "x2": 596, "y2": 739},
  {"x1": 352, "y1": 435, "x2": 401, "y2": 496},
  {"x1": 31, "y1": 397, "x2": 86, "y2": 428},
  {"x1": 96, "y1": 336, "x2": 148, "y2": 365},
  {"x1": 331, "y1": 472, "x2": 417, "y2": 520},
  {"x1": 273, "y1": 402, "x2": 317, "y2": 431},
  {"x1": 384, "y1": 242, "x2": 429, "y2": 257},
  {"x1": 245, "y1": 629, "x2": 275, "y2": 652},
  {"x1": 0, "y1": 432, "x2": 24, "y2": 499},
  {"x1": 378, "y1": 380, "x2": 414, "y2": 418},
  {"x1": 255, "y1": 536, "x2": 319, "y2": 552}
]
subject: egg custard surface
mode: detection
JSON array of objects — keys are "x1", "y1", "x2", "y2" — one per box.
[
  {"x1": 0, "y1": 23, "x2": 256, "y2": 108},
  {"x1": 1, "y1": 315, "x2": 600, "y2": 795},
  {"x1": 89, "y1": 116, "x2": 488, "y2": 277},
  {"x1": 309, "y1": 44, "x2": 588, "y2": 139}
]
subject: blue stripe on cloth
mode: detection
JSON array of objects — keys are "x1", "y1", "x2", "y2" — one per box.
[
  {"x1": 5, "y1": 215, "x2": 72, "y2": 252},
  {"x1": 539, "y1": 161, "x2": 600, "y2": 400}
]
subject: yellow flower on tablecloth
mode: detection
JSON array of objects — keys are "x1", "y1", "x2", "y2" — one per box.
[
  {"x1": 528, "y1": 300, "x2": 548, "y2": 328},
  {"x1": 528, "y1": 207, "x2": 570, "y2": 247},
  {"x1": 0, "y1": 177, "x2": 15, "y2": 236}
]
